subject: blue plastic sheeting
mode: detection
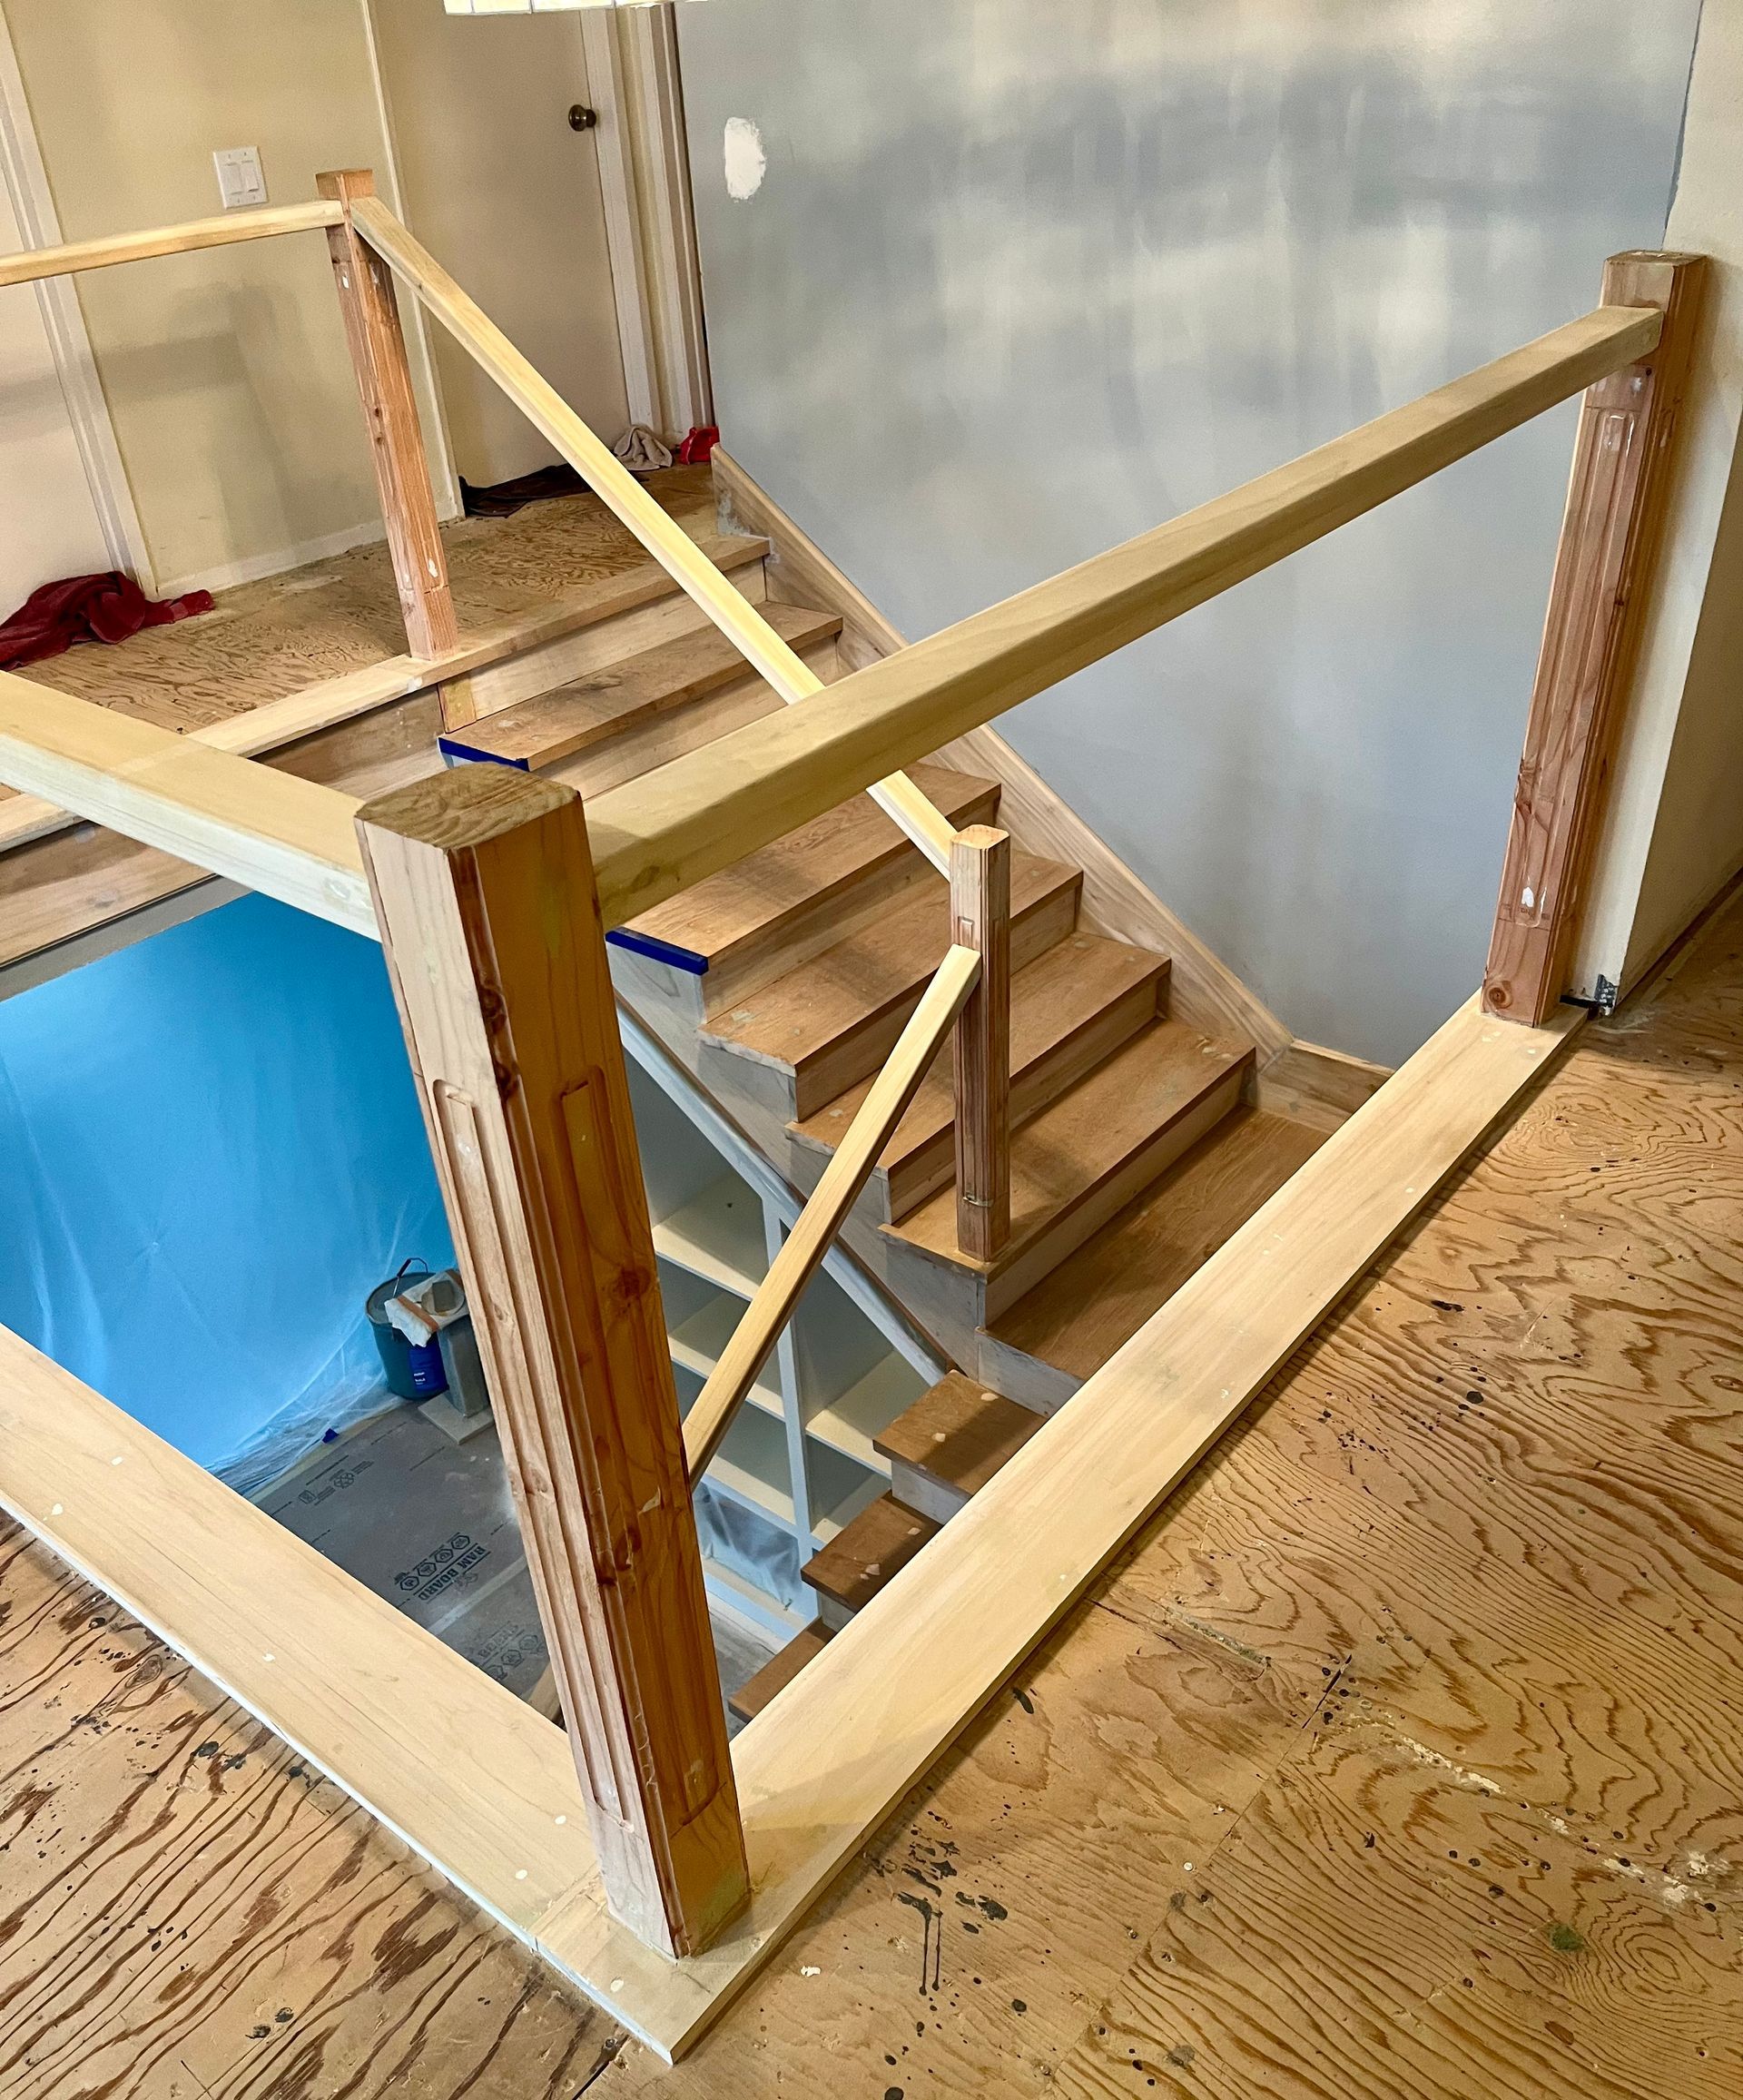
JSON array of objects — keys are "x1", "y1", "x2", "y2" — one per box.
[{"x1": 0, "y1": 893, "x2": 452, "y2": 1474}]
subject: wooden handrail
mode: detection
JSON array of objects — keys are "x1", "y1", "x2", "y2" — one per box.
[
  {"x1": 0, "y1": 200, "x2": 344, "y2": 289},
  {"x1": 582, "y1": 301, "x2": 1663, "y2": 935},
  {"x1": 347, "y1": 194, "x2": 956, "y2": 874},
  {"x1": 683, "y1": 942, "x2": 982, "y2": 1484},
  {"x1": 0, "y1": 674, "x2": 375, "y2": 934}
]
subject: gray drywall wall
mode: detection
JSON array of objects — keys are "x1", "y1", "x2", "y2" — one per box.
[{"x1": 678, "y1": 0, "x2": 1703, "y2": 1064}]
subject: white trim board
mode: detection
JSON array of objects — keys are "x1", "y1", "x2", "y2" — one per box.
[{"x1": 0, "y1": 2, "x2": 153, "y2": 590}]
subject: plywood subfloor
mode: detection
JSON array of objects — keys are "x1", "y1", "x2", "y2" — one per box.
[
  {"x1": 5, "y1": 889, "x2": 1743, "y2": 2095},
  {"x1": 9, "y1": 466, "x2": 716, "y2": 735}
]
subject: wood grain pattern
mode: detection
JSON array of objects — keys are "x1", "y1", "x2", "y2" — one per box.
[
  {"x1": 0, "y1": 672, "x2": 375, "y2": 934},
  {"x1": 16, "y1": 829, "x2": 1740, "y2": 2088},
  {"x1": 445, "y1": 601, "x2": 840, "y2": 770},
  {"x1": 596, "y1": 781, "x2": 1743, "y2": 2100},
  {"x1": 586, "y1": 306, "x2": 1660, "y2": 938},
  {"x1": 712, "y1": 444, "x2": 1295, "y2": 1061},
  {"x1": 357, "y1": 766, "x2": 746, "y2": 1958},
  {"x1": 0, "y1": 1521, "x2": 609, "y2": 2100},
  {"x1": 319, "y1": 171, "x2": 459, "y2": 665},
  {"x1": 350, "y1": 197, "x2": 956, "y2": 873},
  {"x1": 0, "y1": 198, "x2": 341, "y2": 288},
  {"x1": 1485, "y1": 253, "x2": 1707, "y2": 1024},
  {"x1": 950, "y1": 825, "x2": 1011, "y2": 1259},
  {"x1": 683, "y1": 945, "x2": 980, "y2": 1482}
]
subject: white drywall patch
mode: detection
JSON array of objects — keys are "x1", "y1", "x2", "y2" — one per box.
[{"x1": 724, "y1": 117, "x2": 766, "y2": 200}]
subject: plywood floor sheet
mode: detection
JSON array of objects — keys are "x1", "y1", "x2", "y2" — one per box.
[
  {"x1": 5, "y1": 889, "x2": 1743, "y2": 2095},
  {"x1": 10, "y1": 467, "x2": 716, "y2": 735}
]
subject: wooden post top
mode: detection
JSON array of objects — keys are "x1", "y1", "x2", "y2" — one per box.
[
  {"x1": 316, "y1": 168, "x2": 378, "y2": 202},
  {"x1": 357, "y1": 764, "x2": 575, "y2": 853}
]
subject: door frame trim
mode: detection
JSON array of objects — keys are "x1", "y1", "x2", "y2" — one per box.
[
  {"x1": 581, "y1": 1, "x2": 712, "y2": 444},
  {"x1": 0, "y1": 1, "x2": 155, "y2": 591}
]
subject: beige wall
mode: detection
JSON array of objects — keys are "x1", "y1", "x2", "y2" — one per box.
[
  {"x1": 368, "y1": 0, "x2": 630, "y2": 488},
  {"x1": 1576, "y1": 0, "x2": 1743, "y2": 994},
  {"x1": 5, "y1": 0, "x2": 433, "y2": 596}
]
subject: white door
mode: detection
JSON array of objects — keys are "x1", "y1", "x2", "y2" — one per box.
[
  {"x1": 0, "y1": 175, "x2": 109, "y2": 616},
  {"x1": 368, "y1": 0, "x2": 633, "y2": 488}
]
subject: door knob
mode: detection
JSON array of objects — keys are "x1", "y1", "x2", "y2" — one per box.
[{"x1": 568, "y1": 104, "x2": 598, "y2": 133}]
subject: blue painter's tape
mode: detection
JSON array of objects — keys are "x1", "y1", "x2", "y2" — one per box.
[
  {"x1": 605, "y1": 927, "x2": 710, "y2": 976},
  {"x1": 438, "y1": 737, "x2": 530, "y2": 770}
]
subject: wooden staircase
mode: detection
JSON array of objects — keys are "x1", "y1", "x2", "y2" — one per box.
[{"x1": 439, "y1": 476, "x2": 1341, "y2": 1693}]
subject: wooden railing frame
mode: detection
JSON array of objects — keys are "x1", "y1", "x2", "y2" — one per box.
[
  {"x1": 682, "y1": 941, "x2": 982, "y2": 1483},
  {"x1": 0, "y1": 238, "x2": 1704, "y2": 2056}
]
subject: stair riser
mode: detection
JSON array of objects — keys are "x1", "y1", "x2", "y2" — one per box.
[
  {"x1": 546, "y1": 638, "x2": 838, "y2": 802},
  {"x1": 695, "y1": 873, "x2": 1080, "y2": 1129},
  {"x1": 813, "y1": 1592, "x2": 856, "y2": 1632},
  {"x1": 983, "y1": 1065, "x2": 1248, "y2": 1320},
  {"x1": 702, "y1": 782, "x2": 1000, "y2": 1018},
  {"x1": 879, "y1": 1059, "x2": 1251, "y2": 1335},
  {"x1": 626, "y1": 781, "x2": 1003, "y2": 1024},
  {"x1": 886, "y1": 1460, "x2": 970, "y2": 1526},
  {"x1": 784, "y1": 963, "x2": 1167, "y2": 1226},
  {"x1": 448, "y1": 543, "x2": 769, "y2": 723},
  {"x1": 972, "y1": 1332, "x2": 1083, "y2": 1417},
  {"x1": 783, "y1": 873, "x2": 1082, "y2": 1122},
  {"x1": 878, "y1": 969, "x2": 1168, "y2": 1223}
]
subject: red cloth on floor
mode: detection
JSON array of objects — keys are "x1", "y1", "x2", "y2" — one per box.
[
  {"x1": 675, "y1": 424, "x2": 719, "y2": 466},
  {"x1": 0, "y1": 571, "x2": 213, "y2": 672}
]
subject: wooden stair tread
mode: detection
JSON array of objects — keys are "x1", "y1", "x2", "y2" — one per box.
[
  {"x1": 791, "y1": 933, "x2": 1167, "y2": 1200},
  {"x1": 726, "y1": 1619, "x2": 833, "y2": 1724},
  {"x1": 987, "y1": 1106, "x2": 1326, "y2": 1381},
  {"x1": 699, "y1": 851, "x2": 1081, "y2": 1089},
  {"x1": 438, "y1": 599, "x2": 841, "y2": 770},
  {"x1": 623, "y1": 762, "x2": 999, "y2": 971},
  {"x1": 888, "y1": 1020, "x2": 1255, "y2": 1276},
  {"x1": 802, "y1": 1493, "x2": 939, "y2": 1613},
  {"x1": 872, "y1": 1371, "x2": 1044, "y2": 1501}
]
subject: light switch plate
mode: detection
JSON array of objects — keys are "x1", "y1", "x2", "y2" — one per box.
[{"x1": 213, "y1": 146, "x2": 267, "y2": 212}]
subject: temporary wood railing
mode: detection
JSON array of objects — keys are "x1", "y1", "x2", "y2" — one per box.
[
  {"x1": 342, "y1": 189, "x2": 955, "y2": 867},
  {"x1": 0, "y1": 235, "x2": 1708, "y2": 2057},
  {"x1": 681, "y1": 941, "x2": 982, "y2": 1482}
]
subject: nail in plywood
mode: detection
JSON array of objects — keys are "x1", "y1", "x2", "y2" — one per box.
[
  {"x1": 356, "y1": 764, "x2": 746, "y2": 1958},
  {"x1": 1484, "y1": 252, "x2": 1707, "y2": 1025},
  {"x1": 318, "y1": 172, "x2": 459, "y2": 665}
]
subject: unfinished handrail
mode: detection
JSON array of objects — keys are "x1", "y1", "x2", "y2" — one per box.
[
  {"x1": 683, "y1": 941, "x2": 982, "y2": 1484},
  {"x1": 345, "y1": 192, "x2": 955, "y2": 874},
  {"x1": 0, "y1": 674, "x2": 375, "y2": 934},
  {"x1": 0, "y1": 200, "x2": 344, "y2": 289},
  {"x1": 581, "y1": 301, "x2": 1663, "y2": 935}
]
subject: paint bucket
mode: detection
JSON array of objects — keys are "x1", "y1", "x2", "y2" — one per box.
[{"x1": 366, "y1": 1258, "x2": 449, "y2": 1400}]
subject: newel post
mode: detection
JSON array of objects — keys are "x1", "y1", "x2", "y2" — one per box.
[
  {"x1": 1482, "y1": 250, "x2": 1707, "y2": 1025},
  {"x1": 355, "y1": 765, "x2": 748, "y2": 1960},
  {"x1": 318, "y1": 168, "x2": 459, "y2": 664},
  {"x1": 952, "y1": 824, "x2": 1010, "y2": 1260}
]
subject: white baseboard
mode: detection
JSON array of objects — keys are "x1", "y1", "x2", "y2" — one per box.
[{"x1": 156, "y1": 518, "x2": 389, "y2": 603}]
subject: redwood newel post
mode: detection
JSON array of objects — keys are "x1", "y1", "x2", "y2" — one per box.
[
  {"x1": 318, "y1": 167, "x2": 460, "y2": 664},
  {"x1": 356, "y1": 764, "x2": 748, "y2": 1960},
  {"x1": 952, "y1": 824, "x2": 1010, "y2": 1259},
  {"x1": 1483, "y1": 249, "x2": 1707, "y2": 1025}
]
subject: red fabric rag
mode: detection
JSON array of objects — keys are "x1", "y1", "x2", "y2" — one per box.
[
  {"x1": 675, "y1": 424, "x2": 719, "y2": 466},
  {"x1": 0, "y1": 571, "x2": 213, "y2": 672}
]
